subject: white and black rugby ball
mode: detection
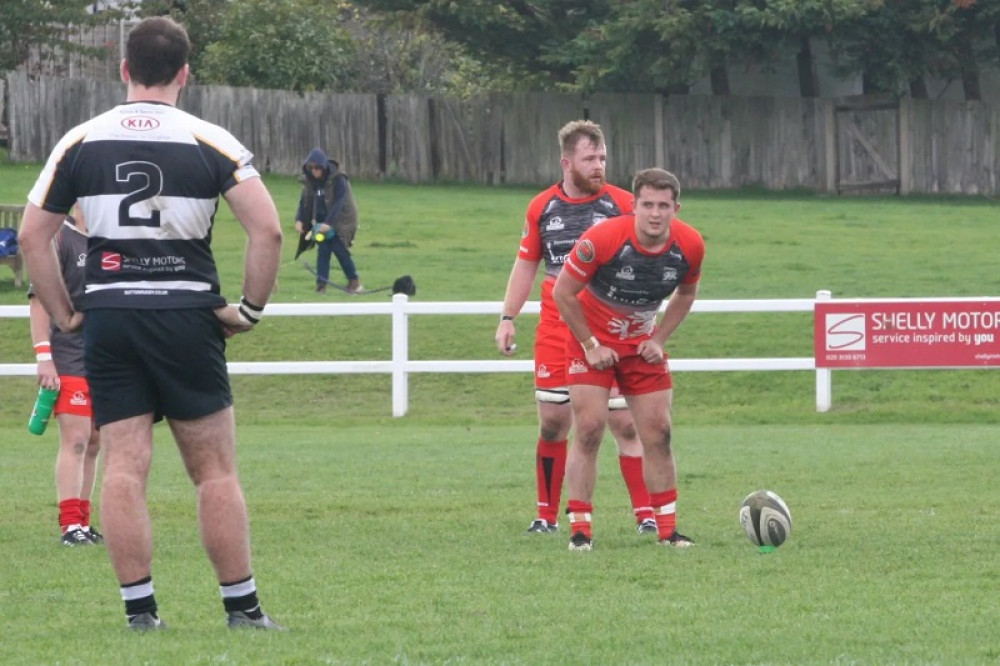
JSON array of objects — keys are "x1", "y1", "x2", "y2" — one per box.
[{"x1": 739, "y1": 490, "x2": 792, "y2": 548}]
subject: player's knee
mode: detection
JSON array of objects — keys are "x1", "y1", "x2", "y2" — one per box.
[
  {"x1": 539, "y1": 415, "x2": 571, "y2": 442},
  {"x1": 66, "y1": 439, "x2": 87, "y2": 456},
  {"x1": 574, "y1": 418, "x2": 606, "y2": 451},
  {"x1": 645, "y1": 426, "x2": 672, "y2": 454},
  {"x1": 609, "y1": 418, "x2": 637, "y2": 443}
]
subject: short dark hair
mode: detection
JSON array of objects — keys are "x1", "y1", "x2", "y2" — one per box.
[
  {"x1": 126, "y1": 17, "x2": 190, "y2": 87},
  {"x1": 633, "y1": 168, "x2": 681, "y2": 201}
]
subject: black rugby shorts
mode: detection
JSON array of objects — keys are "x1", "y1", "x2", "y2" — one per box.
[{"x1": 83, "y1": 308, "x2": 233, "y2": 427}]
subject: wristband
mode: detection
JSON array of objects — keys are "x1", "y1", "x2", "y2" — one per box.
[
  {"x1": 238, "y1": 295, "x2": 264, "y2": 326},
  {"x1": 581, "y1": 336, "x2": 600, "y2": 352},
  {"x1": 34, "y1": 341, "x2": 52, "y2": 362},
  {"x1": 500, "y1": 314, "x2": 514, "y2": 322}
]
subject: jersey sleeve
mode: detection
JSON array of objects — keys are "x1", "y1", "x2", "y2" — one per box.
[
  {"x1": 676, "y1": 221, "x2": 705, "y2": 284},
  {"x1": 192, "y1": 126, "x2": 259, "y2": 194},
  {"x1": 606, "y1": 184, "x2": 635, "y2": 215},
  {"x1": 517, "y1": 192, "x2": 549, "y2": 261},
  {"x1": 27, "y1": 127, "x2": 89, "y2": 214}
]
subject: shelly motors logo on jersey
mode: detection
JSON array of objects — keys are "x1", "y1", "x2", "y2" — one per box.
[
  {"x1": 101, "y1": 252, "x2": 122, "y2": 271},
  {"x1": 121, "y1": 116, "x2": 161, "y2": 132}
]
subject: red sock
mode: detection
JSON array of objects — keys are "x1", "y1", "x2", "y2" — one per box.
[
  {"x1": 618, "y1": 455, "x2": 653, "y2": 523},
  {"x1": 80, "y1": 500, "x2": 92, "y2": 528},
  {"x1": 650, "y1": 489, "x2": 678, "y2": 539},
  {"x1": 535, "y1": 439, "x2": 567, "y2": 524},
  {"x1": 566, "y1": 500, "x2": 594, "y2": 539},
  {"x1": 58, "y1": 498, "x2": 84, "y2": 532}
]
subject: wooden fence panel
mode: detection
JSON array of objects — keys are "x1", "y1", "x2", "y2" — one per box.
[
  {"x1": 588, "y1": 93, "x2": 660, "y2": 186},
  {"x1": 904, "y1": 99, "x2": 999, "y2": 195},
  {"x1": 6, "y1": 73, "x2": 1000, "y2": 194},
  {"x1": 662, "y1": 96, "x2": 729, "y2": 189},
  {"x1": 497, "y1": 92, "x2": 584, "y2": 185},
  {"x1": 8, "y1": 73, "x2": 122, "y2": 161},
  {"x1": 835, "y1": 98, "x2": 899, "y2": 193},
  {"x1": 427, "y1": 95, "x2": 501, "y2": 183},
  {"x1": 730, "y1": 96, "x2": 829, "y2": 190},
  {"x1": 662, "y1": 96, "x2": 830, "y2": 190},
  {"x1": 385, "y1": 94, "x2": 432, "y2": 182}
]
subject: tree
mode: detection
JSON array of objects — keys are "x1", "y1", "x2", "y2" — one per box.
[
  {"x1": 353, "y1": 0, "x2": 618, "y2": 89},
  {"x1": 0, "y1": 0, "x2": 120, "y2": 73},
  {"x1": 137, "y1": 0, "x2": 230, "y2": 78},
  {"x1": 828, "y1": 0, "x2": 1000, "y2": 100},
  {"x1": 190, "y1": 0, "x2": 360, "y2": 92}
]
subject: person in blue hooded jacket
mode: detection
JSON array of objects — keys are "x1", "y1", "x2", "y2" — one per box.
[{"x1": 294, "y1": 148, "x2": 362, "y2": 293}]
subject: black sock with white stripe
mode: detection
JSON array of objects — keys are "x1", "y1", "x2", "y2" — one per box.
[
  {"x1": 121, "y1": 576, "x2": 158, "y2": 618},
  {"x1": 220, "y1": 575, "x2": 263, "y2": 618}
]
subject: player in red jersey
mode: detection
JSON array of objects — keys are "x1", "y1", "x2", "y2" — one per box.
[
  {"x1": 553, "y1": 168, "x2": 704, "y2": 551},
  {"x1": 495, "y1": 120, "x2": 656, "y2": 535},
  {"x1": 28, "y1": 208, "x2": 103, "y2": 546}
]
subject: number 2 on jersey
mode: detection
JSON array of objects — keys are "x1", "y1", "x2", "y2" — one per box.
[{"x1": 116, "y1": 161, "x2": 163, "y2": 227}]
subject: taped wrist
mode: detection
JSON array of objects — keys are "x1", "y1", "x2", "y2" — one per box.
[
  {"x1": 238, "y1": 296, "x2": 264, "y2": 326},
  {"x1": 34, "y1": 341, "x2": 52, "y2": 362}
]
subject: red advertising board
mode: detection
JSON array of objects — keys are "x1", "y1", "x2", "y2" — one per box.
[{"x1": 815, "y1": 299, "x2": 1000, "y2": 368}]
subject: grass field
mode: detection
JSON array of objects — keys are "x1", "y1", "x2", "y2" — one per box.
[
  {"x1": 4, "y1": 424, "x2": 1000, "y2": 664},
  {"x1": 1, "y1": 156, "x2": 999, "y2": 664}
]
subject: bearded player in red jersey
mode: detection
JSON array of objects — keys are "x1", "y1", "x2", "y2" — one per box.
[
  {"x1": 553, "y1": 168, "x2": 704, "y2": 551},
  {"x1": 495, "y1": 120, "x2": 656, "y2": 535}
]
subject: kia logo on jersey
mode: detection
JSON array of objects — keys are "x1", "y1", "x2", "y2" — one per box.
[
  {"x1": 101, "y1": 252, "x2": 122, "y2": 271},
  {"x1": 121, "y1": 116, "x2": 160, "y2": 131}
]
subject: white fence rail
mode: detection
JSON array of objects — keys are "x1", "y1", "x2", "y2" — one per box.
[{"x1": 0, "y1": 293, "x2": 829, "y2": 416}]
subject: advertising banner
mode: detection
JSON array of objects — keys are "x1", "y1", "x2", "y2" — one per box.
[{"x1": 815, "y1": 299, "x2": 1000, "y2": 368}]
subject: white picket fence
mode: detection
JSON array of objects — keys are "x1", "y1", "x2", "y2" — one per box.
[{"x1": 0, "y1": 292, "x2": 831, "y2": 416}]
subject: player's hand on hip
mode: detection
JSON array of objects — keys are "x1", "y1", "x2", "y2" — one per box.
[
  {"x1": 636, "y1": 339, "x2": 665, "y2": 364},
  {"x1": 294, "y1": 220, "x2": 304, "y2": 234},
  {"x1": 57, "y1": 311, "x2": 84, "y2": 333},
  {"x1": 495, "y1": 320, "x2": 517, "y2": 355},
  {"x1": 214, "y1": 305, "x2": 254, "y2": 336}
]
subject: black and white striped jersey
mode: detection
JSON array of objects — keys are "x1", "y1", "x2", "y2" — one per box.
[{"x1": 28, "y1": 101, "x2": 259, "y2": 309}]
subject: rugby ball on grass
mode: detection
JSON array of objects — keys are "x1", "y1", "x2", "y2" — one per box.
[{"x1": 739, "y1": 490, "x2": 792, "y2": 548}]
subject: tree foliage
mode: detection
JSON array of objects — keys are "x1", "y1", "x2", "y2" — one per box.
[
  {"x1": 19, "y1": 0, "x2": 998, "y2": 99},
  {"x1": 0, "y1": 0, "x2": 122, "y2": 73},
  {"x1": 353, "y1": 0, "x2": 619, "y2": 89},
  {"x1": 352, "y1": 0, "x2": 1000, "y2": 99},
  {"x1": 187, "y1": 0, "x2": 360, "y2": 92}
]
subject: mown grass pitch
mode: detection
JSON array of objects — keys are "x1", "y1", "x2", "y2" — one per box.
[
  {"x1": 3, "y1": 423, "x2": 999, "y2": 664},
  {"x1": 2, "y1": 162, "x2": 999, "y2": 663}
]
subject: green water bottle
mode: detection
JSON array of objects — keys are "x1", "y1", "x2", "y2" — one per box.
[{"x1": 28, "y1": 386, "x2": 59, "y2": 436}]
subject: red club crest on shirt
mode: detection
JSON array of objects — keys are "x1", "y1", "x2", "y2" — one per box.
[{"x1": 576, "y1": 239, "x2": 595, "y2": 263}]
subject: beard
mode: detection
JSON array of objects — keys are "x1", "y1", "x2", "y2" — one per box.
[{"x1": 570, "y1": 166, "x2": 605, "y2": 196}]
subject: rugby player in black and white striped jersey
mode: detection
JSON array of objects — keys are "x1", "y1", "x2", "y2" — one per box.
[{"x1": 19, "y1": 16, "x2": 284, "y2": 631}]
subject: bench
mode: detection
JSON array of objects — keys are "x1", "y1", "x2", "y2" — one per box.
[{"x1": 0, "y1": 204, "x2": 25, "y2": 287}]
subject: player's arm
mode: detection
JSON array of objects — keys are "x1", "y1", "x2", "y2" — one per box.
[
  {"x1": 28, "y1": 295, "x2": 60, "y2": 391},
  {"x1": 650, "y1": 281, "x2": 699, "y2": 347},
  {"x1": 494, "y1": 257, "x2": 538, "y2": 355},
  {"x1": 217, "y1": 178, "x2": 283, "y2": 333},
  {"x1": 553, "y1": 267, "x2": 618, "y2": 369},
  {"x1": 19, "y1": 204, "x2": 81, "y2": 333}
]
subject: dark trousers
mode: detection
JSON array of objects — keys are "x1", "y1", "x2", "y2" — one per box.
[{"x1": 316, "y1": 234, "x2": 358, "y2": 283}]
